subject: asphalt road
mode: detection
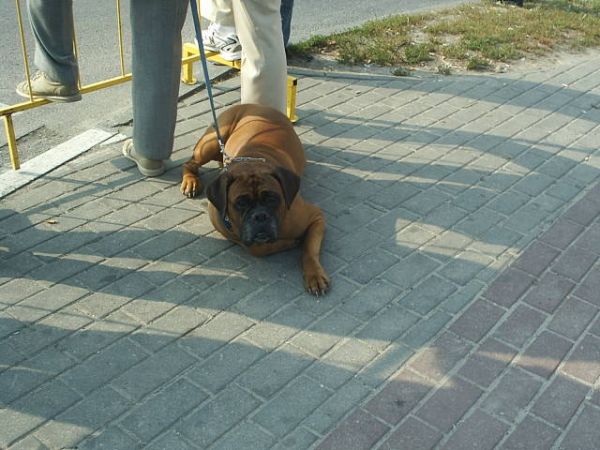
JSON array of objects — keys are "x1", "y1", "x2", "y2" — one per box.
[{"x1": 0, "y1": 0, "x2": 478, "y2": 170}]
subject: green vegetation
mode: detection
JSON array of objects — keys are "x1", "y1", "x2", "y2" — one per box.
[{"x1": 289, "y1": 1, "x2": 600, "y2": 72}]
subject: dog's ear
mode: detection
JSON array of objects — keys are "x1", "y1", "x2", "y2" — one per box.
[
  {"x1": 206, "y1": 172, "x2": 232, "y2": 221},
  {"x1": 273, "y1": 166, "x2": 301, "y2": 209}
]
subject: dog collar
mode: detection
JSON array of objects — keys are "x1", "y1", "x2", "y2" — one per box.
[{"x1": 222, "y1": 155, "x2": 267, "y2": 171}]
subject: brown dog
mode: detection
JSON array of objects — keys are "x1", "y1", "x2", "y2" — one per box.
[{"x1": 180, "y1": 104, "x2": 329, "y2": 295}]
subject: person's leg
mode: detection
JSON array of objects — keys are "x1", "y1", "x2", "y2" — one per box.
[
  {"x1": 129, "y1": 0, "x2": 188, "y2": 162},
  {"x1": 232, "y1": 0, "x2": 287, "y2": 113},
  {"x1": 202, "y1": 0, "x2": 235, "y2": 28},
  {"x1": 27, "y1": 0, "x2": 78, "y2": 85},
  {"x1": 200, "y1": 0, "x2": 240, "y2": 60},
  {"x1": 280, "y1": 0, "x2": 294, "y2": 47}
]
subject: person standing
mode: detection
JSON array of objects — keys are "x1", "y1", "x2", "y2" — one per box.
[
  {"x1": 201, "y1": 0, "x2": 287, "y2": 114},
  {"x1": 16, "y1": 0, "x2": 189, "y2": 177}
]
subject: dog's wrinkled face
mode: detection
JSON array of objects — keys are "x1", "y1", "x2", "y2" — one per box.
[{"x1": 207, "y1": 164, "x2": 300, "y2": 247}]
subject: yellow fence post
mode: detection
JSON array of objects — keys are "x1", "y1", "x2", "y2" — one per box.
[
  {"x1": 181, "y1": 43, "x2": 198, "y2": 85},
  {"x1": 287, "y1": 76, "x2": 298, "y2": 123},
  {"x1": 3, "y1": 114, "x2": 21, "y2": 170}
]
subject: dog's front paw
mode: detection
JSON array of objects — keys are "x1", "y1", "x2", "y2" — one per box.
[
  {"x1": 180, "y1": 175, "x2": 203, "y2": 198},
  {"x1": 303, "y1": 264, "x2": 330, "y2": 296}
]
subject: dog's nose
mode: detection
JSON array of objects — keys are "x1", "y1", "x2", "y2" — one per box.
[{"x1": 251, "y1": 211, "x2": 269, "y2": 223}]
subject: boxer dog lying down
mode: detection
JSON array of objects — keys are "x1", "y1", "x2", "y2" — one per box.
[{"x1": 180, "y1": 104, "x2": 329, "y2": 295}]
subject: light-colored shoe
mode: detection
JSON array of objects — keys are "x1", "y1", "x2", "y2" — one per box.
[
  {"x1": 122, "y1": 140, "x2": 165, "y2": 177},
  {"x1": 199, "y1": 23, "x2": 242, "y2": 61},
  {"x1": 16, "y1": 71, "x2": 81, "y2": 103}
]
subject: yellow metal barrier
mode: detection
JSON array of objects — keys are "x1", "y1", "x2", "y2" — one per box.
[
  {"x1": 1, "y1": 0, "x2": 298, "y2": 171},
  {"x1": 181, "y1": 43, "x2": 298, "y2": 123},
  {"x1": 1, "y1": 0, "x2": 131, "y2": 171}
]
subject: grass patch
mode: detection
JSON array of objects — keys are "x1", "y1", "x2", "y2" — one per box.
[{"x1": 289, "y1": 0, "x2": 600, "y2": 72}]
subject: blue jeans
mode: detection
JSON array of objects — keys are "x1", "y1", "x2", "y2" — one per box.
[{"x1": 280, "y1": 0, "x2": 294, "y2": 47}]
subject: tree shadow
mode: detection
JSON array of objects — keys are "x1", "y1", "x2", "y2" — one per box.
[{"x1": 0, "y1": 314, "x2": 597, "y2": 449}]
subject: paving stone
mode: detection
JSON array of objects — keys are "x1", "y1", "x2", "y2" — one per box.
[
  {"x1": 499, "y1": 415, "x2": 561, "y2": 450},
  {"x1": 129, "y1": 305, "x2": 207, "y2": 352},
  {"x1": 415, "y1": 376, "x2": 483, "y2": 433},
  {"x1": 480, "y1": 368, "x2": 543, "y2": 421},
  {"x1": 246, "y1": 305, "x2": 316, "y2": 350},
  {"x1": 206, "y1": 423, "x2": 275, "y2": 450},
  {"x1": 0, "y1": 408, "x2": 47, "y2": 449},
  {"x1": 573, "y1": 265, "x2": 600, "y2": 306},
  {"x1": 340, "y1": 278, "x2": 402, "y2": 321},
  {"x1": 178, "y1": 310, "x2": 255, "y2": 358},
  {"x1": 531, "y1": 376, "x2": 589, "y2": 428},
  {"x1": 399, "y1": 275, "x2": 457, "y2": 315},
  {"x1": 272, "y1": 428, "x2": 319, "y2": 450},
  {"x1": 356, "y1": 303, "x2": 419, "y2": 351},
  {"x1": 0, "y1": 346, "x2": 76, "y2": 404},
  {"x1": 548, "y1": 297, "x2": 598, "y2": 341},
  {"x1": 254, "y1": 376, "x2": 331, "y2": 437},
  {"x1": 563, "y1": 196, "x2": 600, "y2": 226},
  {"x1": 178, "y1": 385, "x2": 260, "y2": 447},
  {"x1": 383, "y1": 253, "x2": 440, "y2": 289},
  {"x1": 584, "y1": 299, "x2": 600, "y2": 336},
  {"x1": 303, "y1": 378, "x2": 372, "y2": 435},
  {"x1": 523, "y1": 272, "x2": 575, "y2": 313},
  {"x1": 493, "y1": 304, "x2": 547, "y2": 348},
  {"x1": 365, "y1": 368, "x2": 432, "y2": 425},
  {"x1": 120, "y1": 378, "x2": 206, "y2": 443},
  {"x1": 483, "y1": 268, "x2": 535, "y2": 308},
  {"x1": 232, "y1": 280, "x2": 304, "y2": 320},
  {"x1": 400, "y1": 309, "x2": 453, "y2": 349},
  {"x1": 440, "y1": 280, "x2": 486, "y2": 314},
  {"x1": 316, "y1": 409, "x2": 389, "y2": 450},
  {"x1": 513, "y1": 241, "x2": 561, "y2": 277},
  {"x1": 516, "y1": 331, "x2": 573, "y2": 379},
  {"x1": 557, "y1": 405, "x2": 600, "y2": 450},
  {"x1": 145, "y1": 429, "x2": 195, "y2": 450},
  {"x1": 443, "y1": 409, "x2": 509, "y2": 450},
  {"x1": 111, "y1": 342, "x2": 196, "y2": 400},
  {"x1": 34, "y1": 385, "x2": 129, "y2": 447},
  {"x1": 379, "y1": 416, "x2": 442, "y2": 450},
  {"x1": 449, "y1": 299, "x2": 505, "y2": 342},
  {"x1": 439, "y1": 250, "x2": 494, "y2": 286},
  {"x1": 7, "y1": 379, "x2": 82, "y2": 441},
  {"x1": 339, "y1": 248, "x2": 399, "y2": 284},
  {"x1": 359, "y1": 343, "x2": 414, "y2": 388},
  {"x1": 459, "y1": 338, "x2": 518, "y2": 387},
  {"x1": 290, "y1": 307, "x2": 360, "y2": 355},
  {"x1": 409, "y1": 332, "x2": 472, "y2": 382},
  {"x1": 238, "y1": 344, "x2": 314, "y2": 398},
  {"x1": 306, "y1": 339, "x2": 379, "y2": 389},
  {"x1": 187, "y1": 340, "x2": 263, "y2": 393},
  {"x1": 8, "y1": 435, "x2": 51, "y2": 450},
  {"x1": 574, "y1": 222, "x2": 600, "y2": 255},
  {"x1": 552, "y1": 245, "x2": 597, "y2": 282},
  {"x1": 560, "y1": 334, "x2": 600, "y2": 384},
  {"x1": 60, "y1": 338, "x2": 149, "y2": 395}
]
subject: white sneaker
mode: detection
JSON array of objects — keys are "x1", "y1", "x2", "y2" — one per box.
[{"x1": 199, "y1": 23, "x2": 242, "y2": 61}]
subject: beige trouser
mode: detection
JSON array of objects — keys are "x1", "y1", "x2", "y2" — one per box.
[{"x1": 202, "y1": 0, "x2": 287, "y2": 114}]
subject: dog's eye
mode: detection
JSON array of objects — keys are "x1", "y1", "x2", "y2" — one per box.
[
  {"x1": 261, "y1": 191, "x2": 280, "y2": 208},
  {"x1": 234, "y1": 195, "x2": 252, "y2": 211}
]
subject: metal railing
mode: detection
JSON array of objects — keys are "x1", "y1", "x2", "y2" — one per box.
[{"x1": 1, "y1": 0, "x2": 297, "y2": 171}]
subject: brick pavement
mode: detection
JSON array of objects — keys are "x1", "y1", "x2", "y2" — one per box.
[{"x1": 1, "y1": 50, "x2": 600, "y2": 449}]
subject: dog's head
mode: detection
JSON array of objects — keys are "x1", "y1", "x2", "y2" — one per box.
[{"x1": 206, "y1": 163, "x2": 300, "y2": 246}]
